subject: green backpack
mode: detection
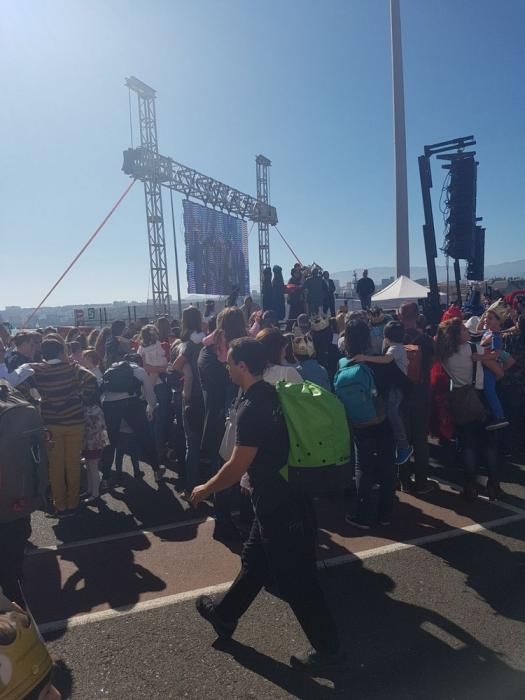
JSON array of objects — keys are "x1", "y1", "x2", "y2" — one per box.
[{"x1": 275, "y1": 380, "x2": 351, "y2": 496}]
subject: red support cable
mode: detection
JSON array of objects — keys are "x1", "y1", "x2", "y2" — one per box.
[{"x1": 24, "y1": 179, "x2": 136, "y2": 327}]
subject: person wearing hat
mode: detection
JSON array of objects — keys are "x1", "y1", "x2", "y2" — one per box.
[{"x1": 293, "y1": 333, "x2": 331, "y2": 391}]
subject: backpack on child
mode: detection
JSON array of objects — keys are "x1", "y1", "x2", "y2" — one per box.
[
  {"x1": 275, "y1": 380, "x2": 351, "y2": 496},
  {"x1": 333, "y1": 358, "x2": 384, "y2": 427},
  {"x1": 0, "y1": 381, "x2": 49, "y2": 523}
]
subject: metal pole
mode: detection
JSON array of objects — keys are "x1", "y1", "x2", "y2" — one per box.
[
  {"x1": 390, "y1": 0, "x2": 410, "y2": 277},
  {"x1": 454, "y1": 259, "x2": 462, "y2": 305},
  {"x1": 169, "y1": 188, "x2": 183, "y2": 319},
  {"x1": 417, "y1": 155, "x2": 440, "y2": 322}
]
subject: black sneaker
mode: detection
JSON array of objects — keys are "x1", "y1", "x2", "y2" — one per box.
[
  {"x1": 195, "y1": 595, "x2": 237, "y2": 638},
  {"x1": 413, "y1": 479, "x2": 438, "y2": 495},
  {"x1": 290, "y1": 648, "x2": 347, "y2": 673},
  {"x1": 345, "y1": 515, "x2": 371, "y2": 530}
]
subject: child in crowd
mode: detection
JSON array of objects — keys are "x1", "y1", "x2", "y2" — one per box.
[
  {"x1": 354, "y1": 320, "x2": 413, "y2": 466},
  {"x1": 82, "y1": 392, "x2": 109, "y2": 504},
  {"x1": 137, "y1": 325, "x2": 168, "y2": 380},
  {"x1": 81, "y1": 349, "x2": 104, "y2": 384}
]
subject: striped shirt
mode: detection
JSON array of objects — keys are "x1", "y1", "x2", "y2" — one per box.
[{"x1": 29, "y1": 360, "x2": 98, "y2": 426}]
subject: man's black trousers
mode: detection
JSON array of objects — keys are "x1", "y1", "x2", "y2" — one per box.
[{"x1": 215, "y1": 493, "x2": 339, "y2": 654}]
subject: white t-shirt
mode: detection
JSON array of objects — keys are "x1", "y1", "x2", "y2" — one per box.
[
  {"x1": 386, "y1": 343, "x2": 408, "y2": 375},
  {"x1": 442, "y1": 342, "x2": 484, "y2": 390},
  {"x1": 263, "y1": 364, "x2": 303, "y2": 386}
]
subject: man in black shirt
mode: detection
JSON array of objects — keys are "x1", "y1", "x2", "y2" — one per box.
[
  {"x1": 356, "y1": 269, "x2": 375, "y2": 310},
  {"x1": 191, "y1": 337, "x2": 342, "y2": 673}
]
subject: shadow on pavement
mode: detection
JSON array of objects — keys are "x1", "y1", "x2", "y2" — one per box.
[
  {"x1": 213, "y1": 638, "x2": 343, "y2": 699},
  {"x1": 321, "y1": 561, "x2": 525, "y2": 700}
]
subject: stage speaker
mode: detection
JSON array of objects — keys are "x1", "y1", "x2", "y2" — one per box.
[
  {"x1": 466, "y1": 226, "x2": 485, "y2": 281},
  {"x1": 443, "y1": 155, "x2": 477, "y2": 260}
]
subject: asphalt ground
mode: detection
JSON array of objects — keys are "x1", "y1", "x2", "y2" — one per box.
[
  {"x1": 23, "y1": 440, "x2": 525, "y2": 699},
  {"x1": 45, "y1": 521, "x2": 525, "y2": 699}
]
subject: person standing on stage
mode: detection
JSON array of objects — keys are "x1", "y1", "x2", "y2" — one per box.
[{"x1": 356, "y1": 269, "x2": 375, "y2": 310}]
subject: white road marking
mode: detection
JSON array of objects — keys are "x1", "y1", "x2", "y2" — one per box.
[
  {"x1": 38, "y1": 510, "x2": 525, "y2": 636},
  {"x1": 31, "y1": 476, "x2": 524, "y2": 555}
]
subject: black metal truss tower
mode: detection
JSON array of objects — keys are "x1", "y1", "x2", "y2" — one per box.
[
  {"x1": 256, "y1": 155, "x2": 272, "y2": 284},
  {"x1": 123, "y1": 77, "x2": 278, "y2": 306},
  {"x1": 126, "y1": 77, "x2": 170, "y2": 316}
]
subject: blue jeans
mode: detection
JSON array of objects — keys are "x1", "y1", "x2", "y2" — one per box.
[
  {"x1": 457, "y1": 417, "x2": 501, "y2": 482},
  {"x1": 387, "y1": 387, "x2": 409, "y2": 450},
  {"x1": 353, "y1": 420, "x2": 395, "y2": 525},
  {"x1": 482, "y1": 367, "x2": 505, "y2": 420}
]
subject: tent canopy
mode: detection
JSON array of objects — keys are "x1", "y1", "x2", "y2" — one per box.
[{"x1": 371, "y1": 275, "x2": 430, "y2": 306}]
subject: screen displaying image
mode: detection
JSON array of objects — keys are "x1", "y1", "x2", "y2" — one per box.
[{"x1": 183, "y1": 200, "x2": 250, "y2": 296}]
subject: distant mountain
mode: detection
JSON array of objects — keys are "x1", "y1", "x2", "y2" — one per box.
[{"x1": 333, "y1": 260, "x2": 525, "y2": 285}]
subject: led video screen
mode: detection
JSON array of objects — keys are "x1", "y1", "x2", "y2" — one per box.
[{"x1": 183, "y1": 200, "x2": 250, "y2": 296}]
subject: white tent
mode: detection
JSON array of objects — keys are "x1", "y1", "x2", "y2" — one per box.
[{"x1": 371, "y1": 275, "x2": 430, "y2": 306}]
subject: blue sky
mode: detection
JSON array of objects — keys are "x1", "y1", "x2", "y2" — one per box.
[{"x1": 1, "y1": 0, "x2": 524, "y2": 309}]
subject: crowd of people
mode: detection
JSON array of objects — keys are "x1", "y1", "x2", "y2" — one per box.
[
  {"x1": 0, "y1": 281, "x2": 523, "y2": 532},
  {"x1": 1, "y1": 271, "x2": 525, "y2": 682}
]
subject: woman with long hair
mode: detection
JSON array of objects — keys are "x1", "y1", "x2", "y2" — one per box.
[
  {"x1": 435, "y1": 317, "x2": 506, "y2": 500},
  {"x1": 65, "y1": 328, "x2": 80, "y2": 344},
  {"x1": 173, "y1": 307, "x2": 205, "y2": 496},
  {"x1": 94, "y1": 327, "x2": 111, "y2": 366},
  {"x1": 155, "y1": 316, "x2": 172, "y2": 358},
  {"x1": 87, "y1": 328, "x2": 100, "y2": 348},
  {"x1": 256, "y1": 328, "x2": 302, "y2": 385},
  {"x1": 198, "y1": 307, "x2": 248, "y2": 539}
]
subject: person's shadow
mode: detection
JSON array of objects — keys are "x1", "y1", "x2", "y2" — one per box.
[
  {"x1": 58, "y1": 526, "x2": 166, "y2": 616},
  {"x1": 210, "y1": 560, "x2": 525, "y2": 699},
  {"x1": 427, "y1": 524, "x2": 525, "y2": 624}
]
